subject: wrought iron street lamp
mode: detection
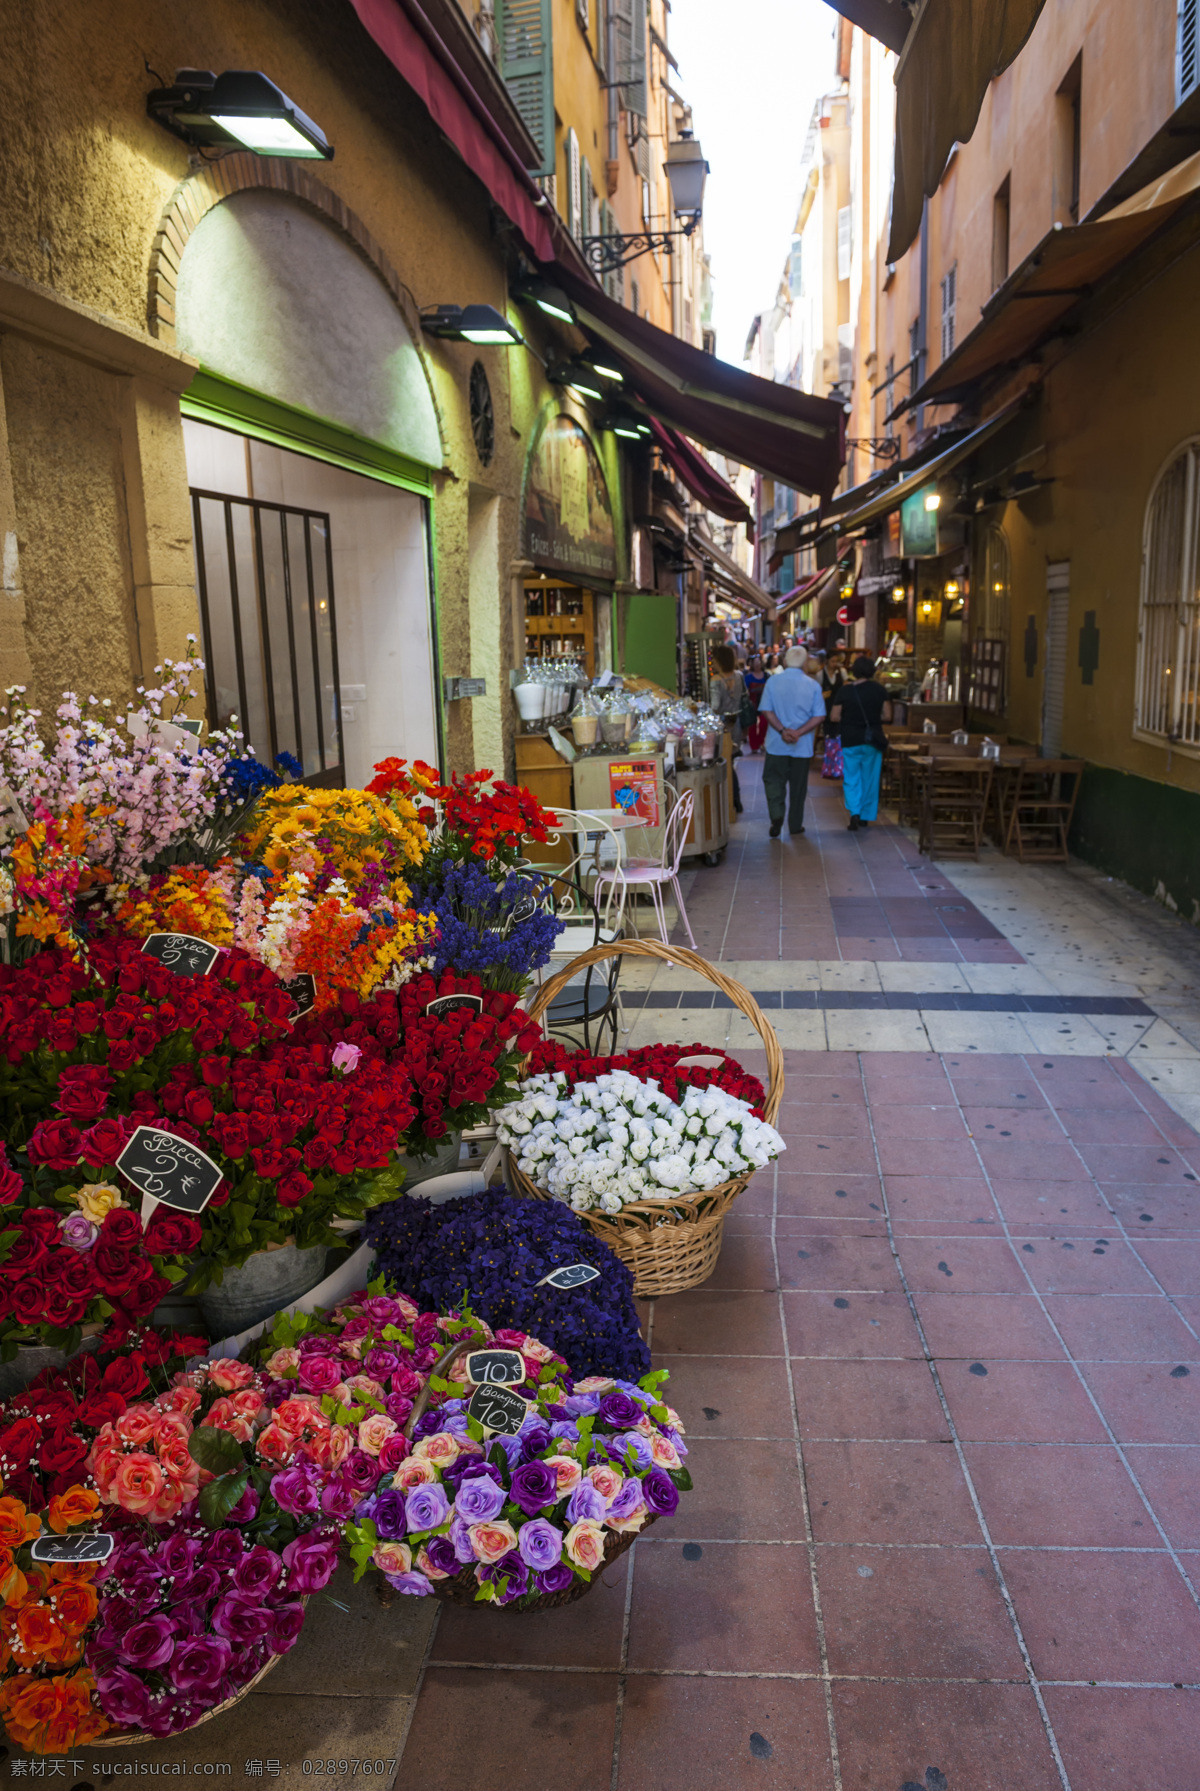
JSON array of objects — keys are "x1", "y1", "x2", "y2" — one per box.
[{"x1": 580, "y1": 131, "x2": 709, "y2": 273}]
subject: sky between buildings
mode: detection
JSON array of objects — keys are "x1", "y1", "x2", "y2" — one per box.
[{"x1": 670, "y1": 0, "x2": 839, "y2": 367}]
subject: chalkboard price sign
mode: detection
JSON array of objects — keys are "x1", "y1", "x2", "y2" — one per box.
[
  {"x1": 140, "y1": 932, "x2": 221, "y2": 977},
  {"x1": 30, "y1": 1533, "x2": 114, "y2": 1565},
  {"x1": 537, "y1": 1263, "x2": 601, "y2": 1289},
  {"x1": 508, "y1": 897, "x2": 538, "y2": 925},
  {"x1": 465, "y1": 1348, "x2": 527, "y2": 1386},
  {"x1": 116, "y1": 1126, "x2": 224, "y2": 1215},
  {"x1": 425, "y1": 994, "x2": 484, "y2": 1020},
  {"x1": 467, "y1": 1383, "x2": 530, "y2": 1437},
  {"x1": 281, "y1": 973, "x2": 318, "y2": 1018}
]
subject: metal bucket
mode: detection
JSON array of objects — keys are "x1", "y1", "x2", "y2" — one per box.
[{"x1": 197, "y1": 1242, "x2": 330, "y2": 1336}]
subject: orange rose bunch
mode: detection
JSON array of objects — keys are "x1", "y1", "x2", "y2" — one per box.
[{"x1": 0, "y1": 1486, "x2": 110, "y2": 1752}]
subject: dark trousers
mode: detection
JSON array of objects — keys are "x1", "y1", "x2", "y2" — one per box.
[{"x1": 763, "y1": 752, "x2": 812, "y2": 833}]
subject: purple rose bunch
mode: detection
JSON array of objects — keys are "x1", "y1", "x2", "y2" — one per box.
[
  {"x1": 346, "y1": 1364, "x2": 692, "y2": 1611},
  {"x1": 86, "y1": 1515, "x2": 338, "y2": 1737}
]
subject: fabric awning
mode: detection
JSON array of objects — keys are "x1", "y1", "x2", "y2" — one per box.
[
  {"x1": 651, "y1": 420, "x2": 751, "y2": 525},
  {"x1": 818, "y1": 397, "x2": 1027, "y2": 538},
  {"x1": 776, "y1": 563, "x2": 841, "y2": 619},
  {"x1": 690, "y1": 524, "x2": 773, "y2": 613},
  {"x1": 556, "y1": 270, "x2": 846, "y2": 499},
  {"x1": 905, "y1": 151, "x2": 1200, "y2": 411},
  {"x1": 888, "y1": 0, "x2": 1049, "y2": 262},
  {"x1": 347, "y1": 0, "x2": 580, "y2": 269},
  {"x1": 823, "y1": 0, "x2": 1049, "y2": 262}
]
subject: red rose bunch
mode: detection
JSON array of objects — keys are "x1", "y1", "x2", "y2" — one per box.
[
  {"x1": 0, "y1": 934, "x2": 294, "y2": 1149},
  {"x1": 294, "y1": 970, "x2": 541, "y2": 1157},
  {"x1": 0, "y1": 1328, "x2": 206, "y2": 1511},
  {"x1": 524, "y1": 1038, "x2": 768, "y2": 1117}
]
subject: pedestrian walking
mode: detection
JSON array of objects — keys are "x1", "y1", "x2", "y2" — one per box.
[
  {"x1": 757, "y1": 645, "x2": 825, "y2": 838},
  {"x1": 709, "y1": 644, "x2": 748, "y2": 813},
  {"x1": 820, "y1": 650, "x2": 846, "y2": 780},
  {"x1": 831, "y1": 655, "x2": 893, "y2": 832},
  {"x1": 743, "y1": 654, "x2": 768, "y2": 753}
]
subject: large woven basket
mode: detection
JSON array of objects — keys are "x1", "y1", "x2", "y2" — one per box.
[
  {"x1": 385, "y1": 1340, "x2": 651, "y2": 1613},
  {"x1": 89, "y1": 1641, "x2": 293, "y2": 1748},
  {"x1": 512, "y1": 939, "x2": 784, "y2": 1297}
]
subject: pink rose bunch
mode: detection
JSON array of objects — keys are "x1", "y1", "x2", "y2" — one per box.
[{"x1": 88, "y1": 1402, "x2": 203, "y2": 1523}]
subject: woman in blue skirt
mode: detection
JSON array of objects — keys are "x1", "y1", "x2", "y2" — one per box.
[{"x1": 830, "y1": 657, "x2": 893, "y2": 831}]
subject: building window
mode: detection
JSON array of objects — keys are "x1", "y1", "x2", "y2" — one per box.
[
  {"x1": 992, "y1": 176, "x2": 1011, "y2": 290},
  {"x1": 883, "y1": 355, "x2": 895, "y2": 436},
  {"x1": 1181, "y1": 0, "x2": 1198, "y2": 102},
  {"x1": 968, "y1": 525, "x2": 1010, "y2": 717},
  {"x1": 1135, "y1": 439, "x2": 1200, "y2": 750},
  {"x1": 565, "y1": 128, "x2": 582, "y2": 238},
  {"x1": 909, "y1": 317, "x2": 922, "y2": 394},
  {"x1": 837, "y1": 206, "x2": 852, "y2": 282},
  {"x1": 1054, "y1": 54, "x2": 1082, "y2": 226},
  {"x1": 940, "y1": 264, "x2": 957, "y2": 362},
  {"x1": 191, "y1": 488, "x2": 343, "y2": 783}
]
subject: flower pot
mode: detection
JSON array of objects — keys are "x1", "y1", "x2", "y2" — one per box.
[
  {"x1": 393, "y1": 1130, "x2": 463, "y2": 1190},
  {"x1": 197, "y1": 1242, "x2": 330, "y2": 1336},
  {"x1": 0, "y1": 1333, "x2": 101, "y2": 1399}
]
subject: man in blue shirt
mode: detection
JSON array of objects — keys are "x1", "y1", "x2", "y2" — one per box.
[{"x1": 757, "y1": 647, "x2": 825, "y2": 838}]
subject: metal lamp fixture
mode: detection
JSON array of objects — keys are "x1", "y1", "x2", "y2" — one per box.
[
  {"x1": 147, "y1": 70, "x2": 333, "y2": 159},
  {"x1": 581, "y1": 131, "x2": 709, "y2": 273},
  {"x1": 512, "y1": 277, "x2": 576, "y2": 324},
  {"x1": 582, "y1": 349, "x2": 624, "y2": 384},
  {"x1": 547, "y1": 360, "x2": 607, "y2": 402},
  {"x1": 923, "y1": 490, "x2": 942, "y2": 513},
  {"x1": 605, "y1": 407, "x2": 652, "y2": 442},
  {"x1": 421, "y1": 305, "x2": 524, "y2": 346}
]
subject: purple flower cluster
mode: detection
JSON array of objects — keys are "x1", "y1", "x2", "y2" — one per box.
[
  {"x1": 86, "y1": 1516, "x2": 338, "y2": 1737},
  {"x1": 364, "y1": 1189, "x2": 650, "y2": 1383},
  {"x1": 421, "y1": 861, "x2": 564, "y2": 989}
]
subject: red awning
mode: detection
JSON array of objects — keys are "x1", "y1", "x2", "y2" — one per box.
[
  {"x1": 650, "y1": 420, "x2": 751, "y2": 525},
  {"x1": 347, "y1": 0, "x2": 564, "y2": 265},
  {"x1": 558, "y1": 271, "x2": 846, "y2": 499}
]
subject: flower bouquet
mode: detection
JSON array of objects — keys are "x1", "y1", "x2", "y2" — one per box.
[
  {"x1": 0, "y1": 1345, "x2": 340, "y2": 1750},
  {"x1": 345, "y1": 1345, "x2": 689, "y2": 1611},
  {"x1": 293, "y1": 970, "x2": 541, "y2": 1163},
  {"x1": 366, "y1": 760, "x2": 555, "y2": 884},
  {"x1": 424, "y1": 861, "x2": 563, "y2": 993},
  {"x1": 526, "y1": 1038, "x2": 768, "y2": 1115},
  {"x1": 365, "y1": 1189, "x2": 651, "y2": 1383},
  {"x1": 496, "y1": 1070, "x2": 785, "y2": 1212}
]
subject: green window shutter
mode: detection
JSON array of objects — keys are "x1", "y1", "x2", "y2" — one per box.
[
  {"x1": 566, "y1": 128, "x2": 582, "y2": 237},
  {"x1": 497, "y1": 0, "x2": 554, "y2": 176},
  {"x1": 612, "y1": 0, "x2": 647, "y2": 119}
]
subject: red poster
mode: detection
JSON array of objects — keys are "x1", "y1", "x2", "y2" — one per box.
[{"x1": 608, "y1": 760, "x2": 659, "y2": 826}]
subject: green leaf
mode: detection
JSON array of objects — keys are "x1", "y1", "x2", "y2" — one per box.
[
  {"x1": 188, "y1": 1425, "x2": 246, "y2": 1474},
  {"x1": 466, "y1": 1414, "x2": 485, "y2": 1443},
  {"x1": 638, "y1": 1369, "x2": 670, "y2": 1393},
  {"x1": 160, "y1": 1264, "x2": 187, "y2": 1284},
  {"x1": 668, "y1": 1466, "x2": 693, "y2": 1492},
  {"x1": 428, "y1": 1374, "x2": 457, "y2": 1394},
  {"x1": 198, "y1": 1467, "x2": 249, "y2": 1528}
]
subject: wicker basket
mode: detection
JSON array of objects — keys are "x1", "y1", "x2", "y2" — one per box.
[
  {"x1": 89, "y1": 1640, "x2": 294, "y2": 1748},
  {"x1": 512, "y1": 940, "x2": 785, "y2": 1297},
  {"x1": 388, "y1": 1340, "x2": 653, "y2": 1613}
]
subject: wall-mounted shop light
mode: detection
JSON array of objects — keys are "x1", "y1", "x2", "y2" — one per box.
[
  {"x1": 923, "y1": 490, "x2": 941, "y2": 513},
  {"x1": 548, "y1": 361, "x2": 607, "y2": 402},
  {"x1": 421, "y1": 305, "x2": 524, "y2": 346},
  {"x1": 582, "y1": 350, "x2": 624, "y2": 384},
  {"x1": 891, "y1": 585, "x2": 906, "y2": 602},
  {"x1": 607, "y1": 409, "x2": 651, "y2": 441},
  {"x1": 513, "y1": 278, "x2": 576, "y2": 324},
  {"x1": 944, "y1": 580, "x2": 960, "y2": 598},
  {"x1": 147, "y1": 70, "x2": 333, "y2": 159}
]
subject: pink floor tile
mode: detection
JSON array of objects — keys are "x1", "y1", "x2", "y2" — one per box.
[
  {"x1": 1041, "y1": 1686, "x2": 1200, "y2": 1791},
  {"x1": 817, "y1": 1544, "x2": 1025, "y2": 1679},
  {"x1": 653, "y1": 1355, "x2": 795, "y2": 1439},
  {"x1": 1123, "y1": 1445, "x2": 1200, "y2": 1546},
  {"x1": 775, "y1": 1175, "x2": 885, "y2": 1221},
  {"x1": 870, "y1": 1104, "x2": 968, "y2": 1141},
  {"x1": 938, "y1": 1358, "x2": 1110, "y2": 1443},
  {"x1": 1076, "y1": 1143, "x2": 1200, "y2": 1185},
  {"x1": 785, "y1": 1289, "x2": 920, "y2": 1358},
  {"x1": 650, "y1": 1289, "x2": 785, "y2": 1357},
  {"x1": 964, "y1": 1443, "x2": 1151, "y2": 1546},
  {"x1": 648, "y1": 1438, "x2": 810, "y2": 1541},
  {"x1": 896, "y1": 1235, "x2": 1031, "y2": 1292},
  {"x1": 781, "y1": 1233, "x2": 902, "y2": 1292},
  {"x1": 914, "y1": 1291, "x2": 1066, "y2": 1360},
  {"x1": 615, "y1": 1674, "x2": 835, "y2": 1791},
  {"x1": 783, "y1": 1135, "x2": 883, "y2": 1175},
  {"x1": 1044, "y1": 1293, "x2": 1200, "y2": 1361},
  {"x1": 704, "y1": 1232, "x2": 781, "y2": 1291},
  {"x1": 626, "y1": 1538, "x2": 821, "y2": 1673},
  {"x1": 1002, "y1": 1549, "x2": 1200, "y2": 1681},
  {"x1": 1079, "y1": 1361, "x2": 1200, "y2": 1443},
  {"x1": 1019, "y1": 1237, "x2": 1161, "y2": 1296},
  {"x1": 962, "y1": 1104, "x2": 1071, "y2": 1141},
  {"x1": 781, "y1": 1100, "x2": 873, "y2": 1135},
  {"x1": 876, "y1": 1136, "x2": 983, "y2": 1177},
  {"x1": 832, "y1": 1682, "x2": 1062, "y2": 1791},
  {"x1": 883, "y1": 1176, "x2": 998, "y2": 1222},
  {"x1": 988, "y1": 1177, "x2": 1117, "y2": 1228},
  {"x1": 1130, "y1": 1239, "x2": 1200, "y2": 1293},
  {"x1": 1105, "y1": 1187, "x2": 1200, "y2": 1230},
  {"x1": 975, "y1": 1138, "x2": 1089, "y2": 1180},
  {"x1": 792, "y1": 1358, "x2": 949, "y2": 1441},
  {"x1": 804, "y1": 1439, "x2": 981, "y2": 1543}
]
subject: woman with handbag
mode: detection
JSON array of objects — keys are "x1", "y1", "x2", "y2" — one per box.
[
  {"x1": 710, "y1": 644, "x2": 749, "y2": 813},
  {"x1": 820, "y1": 651, "x2": 846, "y2": 779},
  {"x1": 830, "y1": 656, "x2": 893, "y2": 831},
  {"x1": 743, "y1": 654, "x2": 768, "y2": 753}
]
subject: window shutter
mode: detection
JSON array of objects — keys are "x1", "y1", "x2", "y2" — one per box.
[
  {"x1": 497, "y1": 0, "x2": 555, "y2": 176},
  {"x1": 1181, "y1": 0, "x2": 1199, "y2": 102},
  {"x1": 612, "y1": 0, "x2": 648, "y2": 119},
  {"x1": 836, "y1": 207, "x2": 852, "y2": 282},
  {"x1": 566, "y1": 129, "x2": 583, "y2": 239},
  {"x1": 940, "y1": 264, "x2": 957, "y2": 361},
  {"x1": 581, "y1": 157, "x2": 598, "y2": 242}
]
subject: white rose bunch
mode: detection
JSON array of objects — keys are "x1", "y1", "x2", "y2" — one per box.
[{"x1": 494, "y1": 1070, "x2": 786, "y2": 1212}]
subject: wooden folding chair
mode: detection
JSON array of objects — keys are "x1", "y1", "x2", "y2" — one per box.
[
  {"x1": 919, "y1": 758, "x2": 994, "y2": 861},
  {"x1": 1004, "y1": 760, "x2": 1084, "y2": 862}
]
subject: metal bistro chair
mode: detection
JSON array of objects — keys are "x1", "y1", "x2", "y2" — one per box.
[
  {"x1": 532, "y1": 871, "x2": 624, "y2": 1053},
  {"x1": 593, "y1": 786, "x2": 696, "y2": 950},
  {"x1": 919, "y1": 756, "x2": 994, "y2": 861},
  {"x1": 1004, "y1": 759, "x2": 1084, "y2": 862}
]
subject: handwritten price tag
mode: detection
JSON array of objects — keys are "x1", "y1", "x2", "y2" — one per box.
[
  {"x1": 116, "y1": 1126, "x2": 223, "y2": 1221},
  {"x1": 281, "y1": 972, "x2": 318, "y2": 1018},
  {"x1": 425, "y1": 994, "x2": 484, "y2": 1020},
  {"x1": 465, "y1": 1349, "x2": 526, "y2": 1386},
  {"x1": 30, "y1": 1533, "x2": 114, "y2": 1564},
  {"x1": 536, "y1": 1263, "x2": 601, "y2": 1289},
  {"x1": 140, "y1": 933, "x2": 221, "y2": 977},
  {"x1": 467, "y1": 1384, "x2": 530, "y2": 1437}
]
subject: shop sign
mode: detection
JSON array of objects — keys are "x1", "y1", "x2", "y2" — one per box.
[
  {"x1": 523, "y1": 414, "x2": 616, "y2": 580},
  {"x1": 608, "y1": 761, "x2": 659, "y2": 826},
  {"x1": 900, "y1": 489, "x2": 940, "y2": 558}
]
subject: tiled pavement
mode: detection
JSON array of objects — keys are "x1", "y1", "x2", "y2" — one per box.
[{"x1": 394, "y1": 761, "x2": 1200, "y2": 1790}]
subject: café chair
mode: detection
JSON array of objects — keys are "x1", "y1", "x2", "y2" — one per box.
[{"x1": 1004, "y1": 759, "x2": 1084, "y2": 862}]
